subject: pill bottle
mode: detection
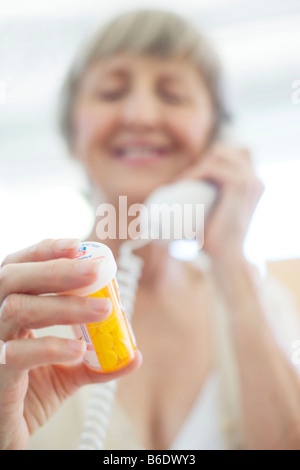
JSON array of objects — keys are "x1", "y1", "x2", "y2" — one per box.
[{"x1": 65, "y1": 241, "x2": 136, "y2": 373}]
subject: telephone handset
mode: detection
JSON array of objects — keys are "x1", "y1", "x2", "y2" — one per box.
[{"x1": 142, "y1": 179, "x2": 219, "y2": 243}]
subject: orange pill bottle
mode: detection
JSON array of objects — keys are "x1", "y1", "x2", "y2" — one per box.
[{"x1": 69, "y1": 241, "x2": 136, "y2": 373}]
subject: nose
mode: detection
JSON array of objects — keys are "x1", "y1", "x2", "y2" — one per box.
[{"x1": 120, "y1": 87, "x2": 162, "y2": 130}]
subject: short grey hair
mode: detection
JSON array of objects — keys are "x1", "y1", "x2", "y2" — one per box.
[{"x1": 58, "y1": 9, "x2": 229, "y2": 153}]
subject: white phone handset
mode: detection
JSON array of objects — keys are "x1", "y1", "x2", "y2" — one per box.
[{"x1": 141, "y1": 179, "x2": 219, "y2": 243}]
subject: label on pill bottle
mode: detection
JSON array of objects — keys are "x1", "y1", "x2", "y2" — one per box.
[{"x1": 72, "y1": 324, "x2": 102, "y2": 371}]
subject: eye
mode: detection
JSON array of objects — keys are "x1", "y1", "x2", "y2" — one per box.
[
  {"x1": 96, "y1": 88, "x2": 125, "y2": 101},
  {"x1": 161, "y1": 90, "x2": 186, "y2": 105}
]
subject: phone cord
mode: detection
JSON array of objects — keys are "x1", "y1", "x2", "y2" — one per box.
[{"x1": 78, "y1": 239, "x2": 147, "y2": 450}]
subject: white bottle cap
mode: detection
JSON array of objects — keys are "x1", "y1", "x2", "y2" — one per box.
[{"x1": 63, "y1": 241, "x2": 117, "y2": 296}]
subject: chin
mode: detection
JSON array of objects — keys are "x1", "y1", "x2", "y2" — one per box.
[
  {"x1": 111, "y1": 186, "x2": 157, "y2": 205},
  {"x1": 100, "y1": 175, "x2": 171, "y2": 205}
]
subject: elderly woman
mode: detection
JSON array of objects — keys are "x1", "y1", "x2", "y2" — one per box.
[{"x1": 1, "y1": 10, "x2": 300, "y2": 451}]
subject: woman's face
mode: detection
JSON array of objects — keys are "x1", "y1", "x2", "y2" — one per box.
[{"x1": 72, "y1": 54, "x2": 215, "y2": 204}]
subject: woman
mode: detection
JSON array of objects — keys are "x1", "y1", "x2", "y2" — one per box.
[{"x1": 1, "y1": 10, "x2": 300, "y2": 450}]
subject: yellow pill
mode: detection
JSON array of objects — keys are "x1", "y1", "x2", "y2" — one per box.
[
  {"x1": 112, "y1": 323, "x2": 126, "y2": 340},
  {"x1": 95, "y1": 333, "x2": 113, "y2": 351},
  {"x1": 97, "y1": 350, "x2": 118, "y2": 370},
  {"x1": 99, "y1": 316, "x2": 118, "y2": 334},
  {"x1": 114, "y1": 340, "x2": 129, "y2": 360}
]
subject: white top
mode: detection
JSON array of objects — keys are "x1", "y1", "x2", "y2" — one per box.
[
  {"x1": 102, "y1": 371, "x2": 226, "y2": 450},
  {"x1": 169, "y1": 372, "x2": 225, "y2": 450}
]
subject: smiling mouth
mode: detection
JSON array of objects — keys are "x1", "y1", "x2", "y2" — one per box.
[{"x1": 111, "y1": 146, "x2": 171, "y2": 165}]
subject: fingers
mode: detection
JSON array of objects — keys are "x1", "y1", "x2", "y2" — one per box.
[
  {"x1": 0, "y1": 294, "x2": 113, "y2": 341},
  {"x1": 177, "y1": 143, "x2": 255, "y2": 182},
  {"x1": 1, "y1": 336, "x2": 87, "y2": 374},
  {"x1": 89, "y1": 349, "x2": 143, "y2": 382},
  {"x1": 0, "y1": 238, "x2": 81, "y2": 267},
  {"x1": 178, "y1": 145, "x2": 263, "y2": 196},
  {"x1": 209, "y1": 142, "x2": 253, "y2": 163},
  {"x1": 0, "y1": 257, "x2": 101, "y2": 305},
  {"x1": 197, "y1": 158, "x2": 253, "y2": 191}
]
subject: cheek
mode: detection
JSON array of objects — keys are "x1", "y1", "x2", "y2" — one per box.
[
  {"x1": 72, "y1": 105, "x2": 117, "y2": 160},
  {"x1": 167, "y1": 110, "x2": 213, "y2": 160}
]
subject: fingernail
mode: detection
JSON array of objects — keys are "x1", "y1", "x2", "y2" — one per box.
[
  {"x1": 88, "y1": 297, "x2": 113, "y2": 315},
  {"x1": 68, "y1": 339, "x2": 87, "y2": 353},
  {"x1": 75, "y1": 259, "x2": 100, "y2": 275},
  {"x1": 56, "y1": 238, "x2": 80, "y2": 251}
]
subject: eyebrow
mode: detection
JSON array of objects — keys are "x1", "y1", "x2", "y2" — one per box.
[
  {"x1": 159, "y1": 74, "x2": 186, "y2": 84},
  {"x1": 96, "y1": 58, "x2": 132, "y2": 75},
  {"x1": 99, "y1": 70, "x2": 188, "y2": 85},
  {"x1": 99, "y1": 68, "x2": 129, "y2": 81}
]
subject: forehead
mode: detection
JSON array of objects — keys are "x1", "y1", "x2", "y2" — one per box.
[{"x1": 84, "y1": 54, "x2": 201, "y2": 81}]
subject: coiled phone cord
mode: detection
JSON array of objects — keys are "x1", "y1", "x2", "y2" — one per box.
[{"x1": 78, "y1": 239, "x2": 148, "y2": 450}]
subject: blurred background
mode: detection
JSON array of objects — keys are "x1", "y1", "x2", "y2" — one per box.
[{"x1": 0, "y1": 0, "x2": 299, "y2": 307}]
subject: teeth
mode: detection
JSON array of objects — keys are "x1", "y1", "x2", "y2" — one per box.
[{"x1": 122, "y1": 147, "x2": 157, "y2": 159}]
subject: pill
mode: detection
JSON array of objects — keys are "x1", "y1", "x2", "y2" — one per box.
[
  {"x1": 97, "y1": 333, "x2": 114, "y2": 351},
  {"x1": 99, "y1": 316, "x2": 118, "y2": 334},
  {"x1": 97, "y1": 350, "x2": 118, "y2": 370},
  {"x1": 111, "y1": 323, "x2": 126, "y2": 340},
  {"x1": 114, "y1": 339, "x2": 129, "y2": 360}
]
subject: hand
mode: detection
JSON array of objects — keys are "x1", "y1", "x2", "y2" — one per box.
[
  {"x1": 0, "y1": 239, "x2": 142, "y2": 450},
  {"x1": 175, "y1": 143, "x2": 265, "y2": 262}
]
